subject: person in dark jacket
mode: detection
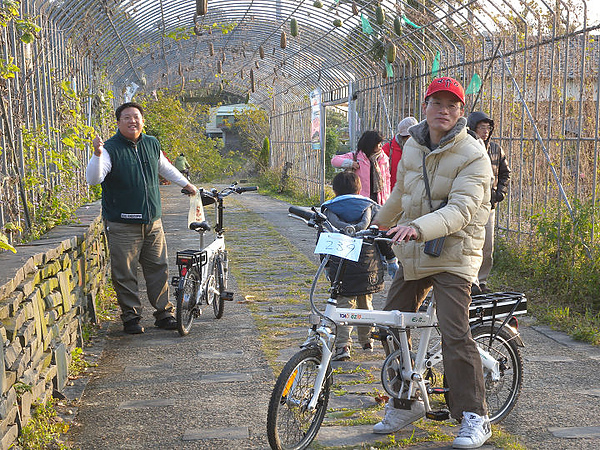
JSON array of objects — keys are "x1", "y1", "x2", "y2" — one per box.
[
  {"x1": 321, "y1": 171, "x2": 398, "y2": 361},
  {"x1": 467, "y1": 112, "x2": 511, "y2": 294},
  {"x1": 86, "y1": 102, "x2": 197, "y2": 334}
]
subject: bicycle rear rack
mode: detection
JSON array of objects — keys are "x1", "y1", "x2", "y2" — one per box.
[
  {"x1": 469, "y1": 291, "x2": 527, "y2": 325},
  {"x1": 175, "y1": 249, "x2": 206, "y2": 267}
]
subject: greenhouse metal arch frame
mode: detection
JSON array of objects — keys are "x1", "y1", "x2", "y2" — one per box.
[{"x1": 0, "y1": 0, "x2": 599, "y2": 259}]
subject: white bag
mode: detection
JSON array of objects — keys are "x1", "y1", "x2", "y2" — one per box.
[{"x1": 187, "y1": 191, "x2": 205, "y2": 227}]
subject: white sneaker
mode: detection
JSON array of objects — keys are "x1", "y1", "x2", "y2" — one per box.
[
  {"x1": 452, "y1": 412, "x2": 492, "y2": 448},
  {"x1": 372, "y1": 399, "x2": 425, "y2": 434},
  {"x1": 332, "y1": 346, "x2": 350, "y2": 361}
]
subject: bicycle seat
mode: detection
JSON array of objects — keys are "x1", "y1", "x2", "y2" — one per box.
[{"x1": 190, "y1": 221, "x2": 211, "y2": 231}]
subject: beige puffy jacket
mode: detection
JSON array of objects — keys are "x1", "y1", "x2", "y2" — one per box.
[{"x1": 375, "y1": 117, "x2": 493, "y2": 283}]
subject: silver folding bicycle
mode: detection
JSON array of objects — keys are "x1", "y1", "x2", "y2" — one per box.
[
  {"x1": 172, "y1": 182, "x2": 257, "y2": 336},
  {"x1": 267, "y1": 206, "x2": 527, "y2": 450}
]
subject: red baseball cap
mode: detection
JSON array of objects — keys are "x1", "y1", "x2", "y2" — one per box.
[{"x1": 425, "y1": 77, "x2": 465, "y2": 104}]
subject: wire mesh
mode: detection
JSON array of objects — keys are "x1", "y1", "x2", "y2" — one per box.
[{"x1": 1, "y1": 0, "x2": 600, "y2": 260}]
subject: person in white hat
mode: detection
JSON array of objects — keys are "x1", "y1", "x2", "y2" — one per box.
[{"x1": 382, "y1": 116, "x2": 418, "y2": 189}]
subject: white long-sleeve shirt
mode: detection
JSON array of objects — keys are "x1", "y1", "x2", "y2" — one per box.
[{"x1": 86, "y1": 147, "x2": 190, "y2": 188}]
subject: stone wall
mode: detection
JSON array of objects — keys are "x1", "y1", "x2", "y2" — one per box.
[{"x1": 0, "y1": 201, "x2": 107, "y2": 449}]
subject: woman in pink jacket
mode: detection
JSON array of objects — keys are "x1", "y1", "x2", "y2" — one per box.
[{"x1": 331, "y1": 130, "x2": 391, "y2": 204}]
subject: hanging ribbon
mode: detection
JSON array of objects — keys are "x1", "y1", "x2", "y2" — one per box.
[
  {"x1": 384, "y1": 59, "x2": 394, "y2": 77},
  {"x1": 432, "y1": 51, "x2": 440, "y2": 78},
  {"x1": 402, "y1": 15, "x2": 420, "y2": 29},
  {"x1": 465, "y1": 73, "x2": 482, "y2": 95},
  {"x1": 361, "y1": 13, "x2": 373, "y2": 35}
]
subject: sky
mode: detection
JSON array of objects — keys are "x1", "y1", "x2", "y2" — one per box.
[{"x1": 586, "y1": 1, "x2": 600, "y2": 25}]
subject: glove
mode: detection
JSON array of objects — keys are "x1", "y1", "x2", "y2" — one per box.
[
  {"x1": 386, "y1": 257, "x2": 399, "y2": 279},
  {"x1": 341, "y1": 158, "x2": 355, "y2": 169}
]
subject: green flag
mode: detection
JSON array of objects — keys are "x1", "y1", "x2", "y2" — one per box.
[
  {"x1": 465, "y1": 73, "x2": 482, "y2": 95},
  {"x1": 384, "y1": 59, "x2": 394, "y2": 78},
  {"x1": 402, "y1": 15, "x2": 420, "y2": 29},
  {"x1": 432, "y1": 52, "x2": 440, "y2": 78},
  {"x1": 361, "y1": 13, "x2": 373, "y2": 35}
]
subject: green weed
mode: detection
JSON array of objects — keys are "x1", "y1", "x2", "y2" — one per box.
[
  {"x1": 18, "y1": 399, "x2": 71, "y2": 449},
  {"x1": 68, "y1": 347, "x2": 95, "y2": 378},
  {"x1": 494, "y1": 236, "x2": 600, "y2": 345}
]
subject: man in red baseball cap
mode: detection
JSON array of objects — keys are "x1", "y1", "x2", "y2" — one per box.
[
  {"x1": 424, "y1": 76, "x2": 466, "y2": 103},
  {"x1": 374, "y1": 77, "x2": 494, "y2": 449}
]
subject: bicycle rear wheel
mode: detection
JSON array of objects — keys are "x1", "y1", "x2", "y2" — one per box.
[
  {"x1": 210, "y1": 257, "x2": 225, "y2": 319},
  {"x1": 472, "y1": 326, "x2": 523, "y2": 423},
  {"x1": 267, "y1": 347, "x2": 331, "y2": 450},
  {"x1": 176, "y1": 269, "x2": 199, "y2": 336}
]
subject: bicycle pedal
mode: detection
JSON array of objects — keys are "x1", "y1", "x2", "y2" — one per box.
[
  {"x1": 221, "y1": 291, "x2": 234, "y2": 301},
  {"x1": 371, "y1": 329, "x2": 388, "y2": 340},
  {"x1": 427, "y1": 387, "x2": 449, "y2": 395},
  {"x1": 426, "y1": 410, "x2": 450, "y2": 421}
]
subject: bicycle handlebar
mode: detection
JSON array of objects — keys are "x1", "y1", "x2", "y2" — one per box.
[
  {"x1": 288, "y1": 205, "x2": 393, "y2": 241},
  {"x1": 234, "y1": 186, "x2": 258, "y2": 193},
  {"x1": 181, "y1": 183, "x2": 258, "y2": 198},
  {"x1": 288, "y1": 205, "x2": 313, "y2": 221}
]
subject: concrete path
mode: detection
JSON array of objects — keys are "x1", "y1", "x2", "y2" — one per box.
[
  {"x1": 68, "y1": 184, "x2": 272, "y2": 449},
  {"x1": 68, "y1": 183, "x2": 600, "y2": 449}
]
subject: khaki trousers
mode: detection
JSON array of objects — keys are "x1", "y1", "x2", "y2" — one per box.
[
  {"x1": 335, "y1": 294, "x2": 374, "y2": 349},
  {"x1": 384, "y1": 265, "x2": 487, "y2": 419},
  {"x1": 105, "y1": 219, "x2": 174, "y2": 323},
  {"x1": 478, "y1": 209, "x2": 495, "y2": 286}
]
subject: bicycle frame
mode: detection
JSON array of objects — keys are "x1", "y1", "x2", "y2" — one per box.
[
  {"x1": 268, "y1": 206, "x2": 526, "y2": 449},
  {"x1": 177, "y1": 238, "x2": 225, "y2": 294},
  {"x1": 302, "y1": 261, "x2": 500, "y2": 413},
  {"x1": 173, "y1": 183, "x2": 257, "y2": 325}
]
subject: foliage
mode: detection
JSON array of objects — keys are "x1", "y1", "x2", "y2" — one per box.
[
  {"x1": 325, "y1": 127, "x2": 340, "y2": 180},
  {"x1": 20, "y1": 124, "x2": 89, "y2": 240},
  {"x1": 18, "y1": 399, "x2": 70, "y2": 449},
  {"x1": 0, "y1": 0, "x2": 19, "y2": 27},
  {"x1": 165, "y1": 26, "x2": 193, "y2": 41},
  {"x1": 138, "y1": 91, "x2": 236, "y2": 181},
  {"x1": 493, "y1": 198, "x2": 600, "y2": 345},
  {"x1": 325, "y1": 108, "x2": 349, "y2": 181},
  {"x1": 15, "y1": 16, "x2": 41, "y2": 43},
  {"x1": 0, "y1": 4, "x2": 99, "y2": 248},
  {"x1": 13, "y1": 381, "x2": 32, "y2": 397},
  {"x1": 0, "y1": 232, "x2": 16, "y2": 253},
  {"x1": 69, "y1": 347, "x2": 92, "y2": 377},
  {"x1": 17, "y1": 78, "x2": 98, "y2": 241},
  {"x1": 232, "y1": 105, "x2": 269, "y2": 162},
  {"x1": 256, "y1": 166, "x2": 331, "y2": 207},
  {"x1": 258, "y1": 136, "x2": 270, "y2": 172},
  {"x1": 90, "y1": 80, "x2": 115, "y2": 140},
  {"x1": 0, "y1": 56, "x2": 20, "y2": 79},
  {"x1": 95, "y1": 280, "x2": 119, "y2": 322}
]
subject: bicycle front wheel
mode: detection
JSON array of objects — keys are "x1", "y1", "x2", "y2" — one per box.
[
  {"x1": 473, "y1": 326, "x2": 523, "y2": 423},
  {"x1": 176, "y1": 269, "x2": 199, "y2": 336},
  {"x1": 210, "y1": 257, "x2": 225, "y2": 319},
  {"x1": 267, "y1": 347, "x2": 331, "y2": 450}
]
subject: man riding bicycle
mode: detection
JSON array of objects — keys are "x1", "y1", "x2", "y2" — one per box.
[{"x1": 373, "y1": 77, "x2": 494, "y2": 449}]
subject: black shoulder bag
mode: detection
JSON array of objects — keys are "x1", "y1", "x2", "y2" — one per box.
[{"x1": 422, "y1": 152, "x2": 447, "y2": 257}]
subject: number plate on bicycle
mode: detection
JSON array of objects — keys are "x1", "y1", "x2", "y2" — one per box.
[{"x1": 314, "y1": 232, "x2": 362, "y2": 262}]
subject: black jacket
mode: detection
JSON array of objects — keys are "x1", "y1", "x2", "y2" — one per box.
[
  {"x1": 320, "y1": 195, "x2": 388, "y2": 296},
  {"x1": 467, "y1": 112, "x2": 511, "y2": 208}
]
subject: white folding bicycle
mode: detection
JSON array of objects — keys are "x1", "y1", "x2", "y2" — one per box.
[
  {"x1": 172, "y1": 182, "x2": 257, "y2": 336},
  {"x1": 266, "y1": 206, "x2": 526, "y2": 450}
]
